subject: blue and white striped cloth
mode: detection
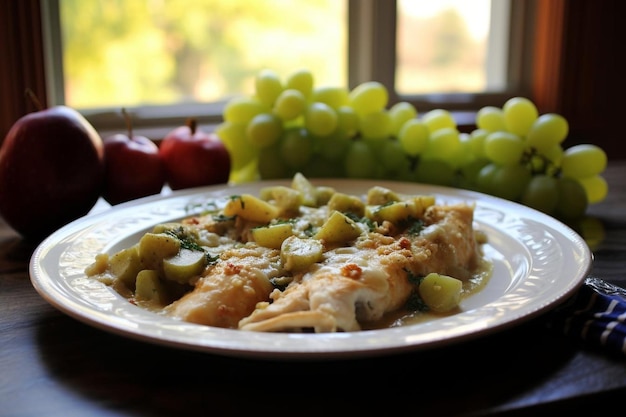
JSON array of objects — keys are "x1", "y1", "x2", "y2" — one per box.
[{"x1": 547, "y1": 277, "x2": 626, "y2": 355}]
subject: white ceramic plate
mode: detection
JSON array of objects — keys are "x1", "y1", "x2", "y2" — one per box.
[{"x1": 30, "y1": 179, "x2": 592, "y2": 360}]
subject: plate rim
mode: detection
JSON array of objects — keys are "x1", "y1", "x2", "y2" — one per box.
[{"x1": 29, "y1": 179, "x2": 593, "y2": 360}]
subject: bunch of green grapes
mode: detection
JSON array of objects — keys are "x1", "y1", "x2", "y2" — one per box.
[
  {"x1": 217, "y1": 68, "x2": 448, "y2": 182},
  {"x1": 468, "y1": 97, "x2": 608, "y2": 220},
  {"x1": 217, "y1": 68, "x2": 396, "y2": 182},
  {"x1": 216, "y1": 68, "x2": 608, "y2": 221}
]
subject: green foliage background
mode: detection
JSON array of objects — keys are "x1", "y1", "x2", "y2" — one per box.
[{"x1": 60, "y1": 0, "x2": 346, "y2": 109}]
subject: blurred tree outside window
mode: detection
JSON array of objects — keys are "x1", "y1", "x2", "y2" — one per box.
[{"x1": 59, "y1": 0, "x2": 347, "y2": 109}]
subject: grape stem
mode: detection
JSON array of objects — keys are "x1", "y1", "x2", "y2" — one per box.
[
  {"x1": 121, "y1": 107, "x2": 133, "y2": 139},
  {"x1": 522, "y1": 148, "x2": 561, "y2": 177},
  {"x1": 186, "y1": 118, "x2": 197, "y2": 134}
]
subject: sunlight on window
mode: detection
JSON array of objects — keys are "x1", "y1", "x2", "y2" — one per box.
[
  {"x1": 60, "y1": 0, "x2": 347, "y2": 109},
  {"x1": 396, "y1": 0, "x2": 494, "y2": 95}
]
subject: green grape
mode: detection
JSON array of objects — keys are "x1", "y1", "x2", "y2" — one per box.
[
  {"x1": 475, "y1": 163, "x2": 499, "y2": 194},
  {"x1": 223, "y1": 97, "x2": 268, "y2": 124},
  {"x1": 398, "y1": 119, "x2": 429, "y2": 156},
  {"x1": 349, "y1": 81, "x2": 388, "y2": 116},
  {"x1": 258, "y1": 144, "x2": 291, "y2": 180},
  {"x1": 422, "y1": 109, "x2": 456, "y2": 132},
  {"x1": 304, "y1": 102, "x2": 338, "y2": 137},
  {"x1": 468, "y1": 129, "x2": 489, "y2": 159},
  {"x1": 578, "y1": 174, "x2": 608, "y2": 204},
  {"x1": 360, "y1": 110, "x2": 392, "y2": 139},
  {"x1": 422, "y1": 127, "x2": 461, "y2": 162},
  {"x1": 280, "y1": 128, "x2": 314, "y2": 169},
  {"x1": 456, "y1": 158, "x2": 490, "y2": 191},
  {"x1": 246, "y1": 112, "x2": 283, "y2": 148},
  {"x1": 373, "y1": 162, "x2": 387, "y2": 180},
  {"x1": 285, "y1": 69, "x2": 314, "y2": 98},
  {"x1": 489, "y1": 164, "x2": 532, "y2": 201},
  {"x1": 282, "y1": 117, "x2": 305, "y2": 130},
  {"x1": 336, "y1": 105, "x2": 360, "y2": 138},
  {"x1": 273, "y1": 89, "x2": 306, "y2": 121},
  {"x1": 395, "y1": 164, "x2": 417, "y2": 182},
  {"x1": 311, "y1": 86, "x2": 350, "y2": 109},
  {"x1": 414, "y1": 159, "x2": 455, "y2": 186},
  {"x1": 554, "y1": 177, "x2": 588, "y2": 221},
  {"x1": 361, "y1": 136, "x2": 387, "y2": 163},
  {"x1": 302, "y1": 154, "x2": 345, "y2": 178},
  {"x1": 447, "y1": 133, "x2": 475, "y2": 169},
  {"x1": 230, "y1": 159, "x2": 259, "y2": 184},
  {"x1": 484, "y1": 131, "x2": 525, "y2": 166},
  {"x1": 380, "y1": 138, "x2": 411, "y2": 175},
  {"x1": 388, "y1": 102, "x2": 418, "y2": 136},
  {"x1": 526, "y1": 113, "x2": 569, "y2": 152},
  {"x1": 315, "y1": 130, "x2": 351, "y2": 161},
  {"x1": 344, "y1": 141, "x2": 377, "y2": 178},
  {"x1": 215, "y1": 121, "x2": 259, "y2": 171},
  {"x1": 542, "y1": 144, "x2": 564, "y2": 168},
  {"x1": 502, "y1": 97, "x2": 538, "y2": 136},
  {"x1": 255, "y1": 68, "x2": 283, "y2": 107},
  {"x1": 520, "y1": 175, "x2": 559, "y2": 214},
  {"x1": 560, "y1": 144, "x2": 607, "y2": 179},
  {"x1": 476, "y1": 106, "x2": 506, "y2": 132}
]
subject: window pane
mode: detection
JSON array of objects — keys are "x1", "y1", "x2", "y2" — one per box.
[
  {"x1": 59, "y1": 0, "x2": 347, "y2": 110},
  {"x1": 396, "y1": 0, "x2": 506, "y2": 95}
]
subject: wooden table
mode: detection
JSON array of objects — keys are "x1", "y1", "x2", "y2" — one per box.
[{"x1": 2, "y1": 161, "x2": 625, "y2": 416}]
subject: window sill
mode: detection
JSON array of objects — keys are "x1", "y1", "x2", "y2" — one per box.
[{"x1": 95, "y1": 110, "x2": 479, "y2": 144}]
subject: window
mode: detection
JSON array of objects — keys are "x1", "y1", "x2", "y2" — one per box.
[
  {"x1": 5, "y1": 1, "x2": 621, "y2": 159},
  {"x1": 396, "y1": 0, "x2": 508, "y2": 94},
  {"x1": 38, "y1": 0, "x2": 531, "y2": 139}
]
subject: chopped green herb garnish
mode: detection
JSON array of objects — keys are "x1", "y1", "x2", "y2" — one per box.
[
  {"x1": 165, "y1": 230, "x2": 204, "y2": 252},
  {"x1": 212, "y1": 214, "x2": 236, "y2": 222},
  {"x1": 229, "y1": 195, "x2": 245, "y2": 209},
  {"x1": 405, "y1": 268, "x2": 424, "y2": 285},
  {"x1": 205, "y1": 253, "x2": 220, "y2": 265},
  {"x1": 404, "y1": 270, "x2": 428, "y2": 310},
  {"x1": 373, "y1": 201, "x2": 395, "y2": 215},
  {"x1": 344, "y1": 212, "x2": 376, "y2": 232},
  {"x1": 405, "y1": 291, "x2": 429, "y2": 312},
  {"x1": 406, "y1": 218, "x2": 424, "y2": 235},
  {"x1": 164, "y1": 229, "x2": 221, "y2": 266},
  {"x1": 179, "y1": 238, "x2": 204, "y2": 252}
]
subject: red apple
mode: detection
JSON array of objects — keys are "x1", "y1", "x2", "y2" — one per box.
[
  {"x1": 159, "y1": 118, "x2": 231, "y2": 190},
  {"x1": 0, "y1": 101, "x2": 104, "y2": 241},
  {"x1": 103, "y1": 109, "x2": 165, "y2": 205}
]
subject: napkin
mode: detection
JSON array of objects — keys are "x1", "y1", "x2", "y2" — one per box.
[{"x1": 546, "y1": 277, "x2": 626, "y2": 356}]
